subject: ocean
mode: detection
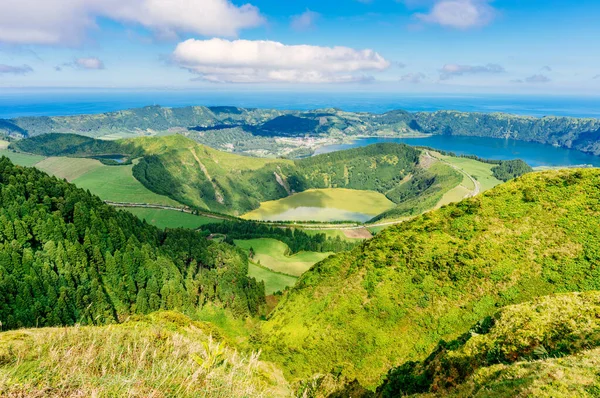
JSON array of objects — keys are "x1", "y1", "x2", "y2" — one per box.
[{"x1": 1, "y1": 89, "x2": 600, "y2": 119}]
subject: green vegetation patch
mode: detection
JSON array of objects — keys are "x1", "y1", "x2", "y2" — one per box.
[
  {"x1": 235, "y1": 238, "x2": 331, "y2": 277},
  {"x1": 378, "y1": 291, "x2": 600, "y2": 397},
  {"x1": 248, "y1": 263, "x2": 298, "y2": 295},
  {"x1": 0, "y1": 150, "x2": 44, "y2": 167},
  {"x1": 438, "y1": 154, "x2": 502, "y2": 191},
  {"x1": 242, "y1": 188, "x2": 396, "y2": 222},
  {"x1": 0, "y1": 312, "x2": 290, "y2": 397},
  {"x1": 72, "y1": 162, "x2": 180, "y2": 206},
  {"x1": 35, "y1": 156, "x2": 103, "y2": 181},
  {"x1": 124, "y1": 207, "x2": 224, "y2": 229},
  {"x1": 261, "y1": 169, "x2": 600, "y2": 388}
]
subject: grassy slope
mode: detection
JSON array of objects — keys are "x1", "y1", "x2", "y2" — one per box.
[
  {"x1": 261, "y1": 169, "x2": 600, "y2": 388},
  {"x1": 0, "y1": 311, "x2": 290, "y2": 397},
  {"x1": 35, "y1": 156, "x2": 103, "y2": 181},
  {"x1": 242, "y1": 188, "x2": 396, "y2": 222},
  {"x1": 378, "y1": 292, "x2": 600, "y2": 398},
  {"x1": 439, "y1": 154, "x2": 503, "y2": 191},
  {"x1": 0, "y1": 150, "x2": 45, "y2": 167},
  {"x1": 248, "y1": 263, "x2": 298, "y2": 295},
  {"x1": 124, "y1": 207, "x2": 223, "y2": 229},
  {"x1": 72, "y1": 162, "x2": 179, "y2": 206},
  {"x1": 235, "y1": 238, "x2": 332, "y2": 277}
]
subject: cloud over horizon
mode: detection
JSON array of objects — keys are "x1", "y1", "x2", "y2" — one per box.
[
  {"x1": 0, "y1": 64, "x2": 33, "y2": 75},
  {"x1": 172, "y1": 38, "x2": 390, "y2": 83},
  {"x1": 416, "y1": 0, "x2": 496, "y2": 29},
  {"x1": 0, "y1": 0, "x2": 264, "y2": 45},
  {"x1": 439, "y1": 63, "x2": 504, "y2": 80}
]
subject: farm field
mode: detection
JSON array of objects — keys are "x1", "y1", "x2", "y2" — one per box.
[
  {"x1": 303, "y1": 228, "x2": 369, "y2": 241},
  {"x1": 235, "y1": 238, "x2": 331, "y2": 277},
  {"x1": 242, "y1": 188, "x2": 395, "y2": 222},
  {"x1": 72, "y1": 163, "x2": 180, "y2": 206},
  {"x1": 124, "y1": 207, "x2": 223, "y2": 229},
  {"x1": 0, "y1": 149, "x2": 45, "y2": 167},
  {"x1": 35, "y1": 157, "x2": 103, "y2": 181},
  {"x1": 248, "y1": 263, "x2": 297, "y2": 295}
]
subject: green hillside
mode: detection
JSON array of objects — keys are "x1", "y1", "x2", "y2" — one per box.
[
  {"x1": 261, "y1": 168, "x2": 600, "y2": 387},
  {"x1": 377, "y1": 292, "x2": 600, "y2": 397},
  {"x1": 13, "y1": 134, "x2": 468, "y2": 219},
  {"x1": 0, "y1": 156, "x2": 264, "y2": 330}
]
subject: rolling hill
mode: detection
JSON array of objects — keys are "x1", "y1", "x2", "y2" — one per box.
[
  {"x1": 13, "y1": 134, "x2": 468, "y2": 219},
  {"x1": 260, "y1": 168, "x2": 600, "y2": 388}
]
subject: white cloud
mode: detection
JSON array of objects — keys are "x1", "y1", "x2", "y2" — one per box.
[
  {"x1": 439, "y1": 63, "x2": 504, "y2": 80},
  {"x1": 400, "y1": 72, "x2": 427, "y2": 83},
  {"x1": 291, "y1": 10, "x2": 320, "y2": 31},
  {"x1": 0, "y1": 64, "x2": 33, "y2": 75},
  {"x1": 173, "y1": 38, "x2": 390, "y2": 83},
  {"x1": 56, "y1": 57, "x2": 105, "y2": 71},
  {"x1": 0, "y1": 0, "x2": 264, "y2": 45},
  {"x1": 416, "y1": 0, "x2": 496, "y2": 29}
]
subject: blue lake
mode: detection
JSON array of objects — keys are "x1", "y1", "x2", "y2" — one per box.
[{"x1": 314, "y1": 136, "x2": 600, "y2": 168}]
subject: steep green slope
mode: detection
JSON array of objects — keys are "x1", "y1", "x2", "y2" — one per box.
[
  {"x1": 0, "y1": 311, "x2": 290, "y2": 397},
  {"x1": 261, "y1": 169, "x2": 600, "y2": 387},
  {"x1": 0, "y1": 156, "x2": 264, "y2": 330},
  {"x1": 377, "y1": 291, "x2": 600, "y2": 397}
]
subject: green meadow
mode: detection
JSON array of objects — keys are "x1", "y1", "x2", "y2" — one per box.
[
  {"x1": 124, "y1": 207, "x2": 223, "y2": 229},
  {"x1": 35, "y1": 157, "x2": 103, "y2": 181},
  {"x1": 242, "y1": 188, "x2": 396, "y2": 222},
  {"x1": 235, "y1": 238, "x2": 331, "y2": 277},
  {"x1": 72, "y1": 163, "x2": 180, "y2": 206},
  {"x1": 0, "y1": 149, "x2": 45, "y2": 167},
  {"x1": 439, "y1": 154, "x2": 503, "y2": 191},
  {"x1": 247, "y1": 263, "x2": 298, "y2": 295}
]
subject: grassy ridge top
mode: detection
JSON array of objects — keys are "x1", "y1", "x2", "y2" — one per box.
[
  {"x1": 0, "y1": 311, "x2": 290, "y2": 397},
  {"x1": 261, "y1": 168, "x2": 600, "y2": 387}
]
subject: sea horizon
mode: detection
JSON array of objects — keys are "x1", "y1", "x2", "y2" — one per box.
[{"x1": 1, "y1": 89, "x2": 600, "y2": 119}]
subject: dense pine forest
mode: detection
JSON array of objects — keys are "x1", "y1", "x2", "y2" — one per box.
[{"x1": 0, "y1": 157, "x2": 264, "y2": 329}]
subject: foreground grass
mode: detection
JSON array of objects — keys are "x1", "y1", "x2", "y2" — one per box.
[
  {"x1": 0, "y1": 312, "x2": 290, "y2": 397},
  {"x1": 235, "y1": 238, "x2": 331, "y2": 277},
  {"x1": 72, "y1": 162, "x2": 179, "y2": 206},
  {"x1": 242, "y1": 188, "x2": 396, "y2": 222},
  {"x1": 35, "y1": 156, "x2": 103, "y2": 181},
  {"x1": 0, "y1": 150, "x2": 45, "y2": 167},
  {"x1": 125, "y1": 207, "x2": 223, "y2": 229}
]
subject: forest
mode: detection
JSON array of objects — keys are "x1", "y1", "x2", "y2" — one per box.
[{"x1": 0, "y1": 156, "x2": 264, "y2": 330}]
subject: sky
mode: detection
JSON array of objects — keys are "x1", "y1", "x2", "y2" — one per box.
[{"x1": 0, "y1": 0, "x2": 599, "y2": 94}]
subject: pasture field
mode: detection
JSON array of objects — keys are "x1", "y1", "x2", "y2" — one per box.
[
  {"x1": 124, "y1": 207, "x2": 222, "y2": 229},
  {"x1": 35, "y1": 157, "x2": 103, "y2": 181},
  {"x1": 0, "y1": 149, "x2": 45, "y2": 167},
  {"x1": 439, "y1": 154, "x2": 503, "y2": 192},
  {"x1": 72, "y1": 164, "x2": 180, "y2": 206},
  {"x1": 242, "y1": 188, "x2": 395, "y2": 222},
  {"x1": 234, "y1": 238, "x2": 331, "y2": 277},
  {"x1": 248, "y1": 263, "x2": 297, "y2": 295},
  {"x1": 0, "y1": 140, "x2": 9, "y2": 149}
]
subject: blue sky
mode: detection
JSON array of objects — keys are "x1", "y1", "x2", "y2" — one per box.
[{"x1": 0, "y1": 0, "x2": 599, "y2": 94}]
